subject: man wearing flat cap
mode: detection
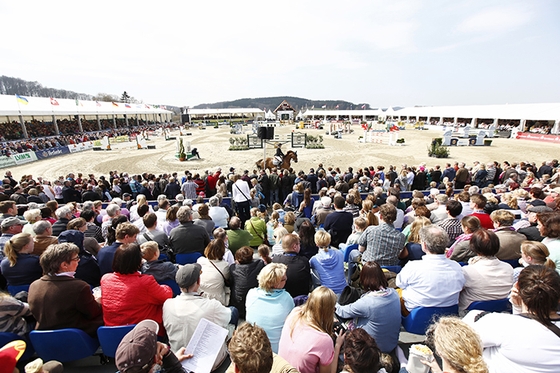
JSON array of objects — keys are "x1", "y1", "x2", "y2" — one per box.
[
  {"x1": 116, "y1": 319, "x2": 192, "y2": 373},
  {"x1": 163, "y1": 264, "x2": 238, "y2": 371},
  {"x1": 517, "y1": 205, "x2": 552, "y2": 241},
  {"x1": 0, "y1": 217, "x2": 26, "y2": 259}
]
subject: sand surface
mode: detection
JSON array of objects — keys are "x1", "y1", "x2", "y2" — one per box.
[{"x1": 4, "y1": 124, "x2": 558, "y2": 181}]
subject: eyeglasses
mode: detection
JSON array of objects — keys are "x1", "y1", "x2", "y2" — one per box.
[{"x1": 70, "y1": 256, "x2": 81, "y2": 262}]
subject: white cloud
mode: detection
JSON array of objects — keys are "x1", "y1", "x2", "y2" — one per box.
[{"x1": 457, "y1": 6, "x2": 533, "y2": 34}]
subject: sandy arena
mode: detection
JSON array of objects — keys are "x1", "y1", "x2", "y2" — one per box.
[{"x1": 4, "y1": 125, "x2": 558, "y2": 181}]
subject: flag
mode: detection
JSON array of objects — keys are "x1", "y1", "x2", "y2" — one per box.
[
  {"x1": 361, "y1": 104, "x2": 366, "y2": 109},
  {"x1": 16, "y1": 94, "x2": 28, "y2": 105},
  {"x1": 96, "y1": 101, "x2": 102, "y2": 107},
  {"x1": 311, "y1": 105, "x2": 314, "y2": 109},
  {"x1": 335, "y1": 104, "x2": 339, "y2": 109},
  {"x1": 112, "y1": 102, "x2": 119, "y2": 107},
  {"x1": 125, "y1": 103, "x2": 131, "y2": 108},
  {"x1": 145, "y1": 104, "x2": 151, "y2": 109},
  {"x1": 50, "y1": 97, "x2": 59, "y2": 106},
  {"x1": 321, "y1": 105, "x2": 326, "y2": 109}
]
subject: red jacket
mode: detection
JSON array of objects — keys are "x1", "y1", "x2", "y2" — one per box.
[
  {"x1": 100, "y1": 272, "x2": 172, "y2": 332},
  {"x1": 207, "y1": 171, "x2": 221, "y2": 190}
]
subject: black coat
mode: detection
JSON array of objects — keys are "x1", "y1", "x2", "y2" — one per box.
[{"x1": 229, "y1": 259, "x2": 265, "y2": 318}]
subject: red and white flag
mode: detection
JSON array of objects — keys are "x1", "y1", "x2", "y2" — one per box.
[
  {"x1": 50, "y1": 97, "x2": 59, "y2": 106},
  {"x1": 335, "y1": 104, "x2": 339, "y2": 109},
  {"x1": 361, "y1": 104, "x2": 366, "y2": 109}
]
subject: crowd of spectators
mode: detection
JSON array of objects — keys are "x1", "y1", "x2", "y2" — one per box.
[{"x1": 0, "y1": 157, "x2": 559, "y2": 372}]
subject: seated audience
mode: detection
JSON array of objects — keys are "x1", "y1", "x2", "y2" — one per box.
[
  {"x1": 272, "y1": 233, "x2": 311, "y2": 297},
  {"x1": 140, "y1": 241, "x2": 178, "y2": 283},
  {"x1": 514, "y1": 240, "x2": 556, "y2": 281},
  {"x1": 447, "y1": 216, "x2": 481, "y2": 263},
  {"x1": 246, "y1": 263, "x2": 295, "y2": 353},
  {"x1": 310, "y1": 231, "x2": 346, "y2": 296},
  {"x1": 226, "y1": 217, "x2": 253, "y2": 254},
  {"x1": 31, "y1": 220, "x2": 58, "y2": 255},
  {"x1": 163, "y1": 264, "x2": 238, "y2": 371},
  {"x1": 29, "y1": 243, "x2": 103, "y2": 337},
  {"x1": 464, "y1": 265, "x2": 560, "y2": 372},
  {"x1": 229, "y1": 246, "x2": 265, "y2": 319},
  {"x1": 101, "y1": 243, "x2": 173, "y2": 333},
  {"x1": 341, "y1": 328, "x2": 385, "y2": 373},
  {"x1": 278, "y1": 286, "x2": 344, "y2": 373},
  {"x1": 169, "y1": 206, "x2": 210, "y2": 255},
  {"x1": 1, "y1": 232, "x2": 42, "y2": 286},
  {"x1": 227, "y1": 323, "x2": 276, "y2": 373},
  {"x1": 197, "y1": 239, "x2": 231, "y2": 306},
  {"x1": 336, "y1": 261, "x2": 401, "y2": 353},
  {"x1": 536, "y1": 211, "x2": 560, "y2": 272},
  {"x1": 459, "y1": 229, "x2": 514, "y2": 312},
  {"x1": 469, "y1": 194, "x2": 493, "y2": 229},
  {"x1": 396, "y1": 226, "x2": 465, "y2": 315},
  {"x1": 0, "y1": 291, "x2": 32, "y2": 336},
  {"x1": 490, "y1": 210, "x2": 525, "y2": 260},
  {"x1": 97, "y1": 222, "x2": 139, "y2": 276}
]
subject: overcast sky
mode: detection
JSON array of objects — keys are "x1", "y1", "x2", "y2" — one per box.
[{"x1": 1, "y1": 0, "x2": 559, "y2": 108}]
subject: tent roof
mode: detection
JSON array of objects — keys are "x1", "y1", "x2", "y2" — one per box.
[
  {"x1": 303, "y1": 103, "x2": 560, "y2": 122},
  {"x1": 187, "y1": 108, "x2": 264, "y2": 115},
  {"x1": 0, "y1": 94, "x2": 172, "y2": 117}
]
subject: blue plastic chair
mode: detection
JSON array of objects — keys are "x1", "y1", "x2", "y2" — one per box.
[
  {"x1": 97, "y1": 325, "x2": 136, "y2": 358},
  {"x1": 175, "y1": 252, "x2": 202, "y2": 265},
  {"x1": 466, "y1": 298, "x2": 511, "y2": 313},
  {"x1": 29, "y1": 328, "x2": 100, "y2": 362},
  {"x1": 501, "y1": 259, "x2": 521, "y2": 268},
  {"x1": 7, "y1": 284, "x2": 30, "y2": 296},
  {"x1": 343, "y1": 244, "x2": 358, "y2": 263},
  {"x1": 402, "y1": 305, "x2": 459, "y2": 335},
  {"x1": 0, "y1": 332, "x2": 35, "y2": 360},
  {"x1": 381, "y1": 265, "x2": 402, "y2": 274},
  {"x1": 159, "y1": 279, "x2": 181, "y2": 296}
]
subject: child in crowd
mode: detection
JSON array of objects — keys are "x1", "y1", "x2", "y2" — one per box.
[
  {"x1": 140, "y1": 241, "x2": 179, "y2": 283},
  {"x1": 258, "y1": 244, "x2": 272, "y2": 265}
]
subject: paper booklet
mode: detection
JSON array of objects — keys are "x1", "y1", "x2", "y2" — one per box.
[{"x1": 181, "y1": 318, "x2": 228, "y2": 373}]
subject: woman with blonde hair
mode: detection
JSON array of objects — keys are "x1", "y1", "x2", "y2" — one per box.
[
  {"x1": 22, "y1": 208, "x2": 42, "y2": 236},
  {"x1": 309, "y1": 231, "x2": 346, "y2": 296},
  {"x1": 360, "y1": 200, "x2": 379, "y2": 227},
  {"x1": 283, "y1": 211, "x2": 296, "y2": 233},
  {"x1": 246, "y1": 263, "x2": 294, "y2": 353},
  {"x1": 401, "y1": 217, "x2": 432, "y2": 262},
  {"x1": 279, "y1": 286, "x2": 344, "y2": 373},
  {"x1": 513, "y1": 240, "x2": 556, "y2": 281},
  {"x1": 423, "y1": 317, "x2": 488, "y2": 373},
  {"x1": 196, "y1": 239, "x2": 231, "y2": 306},
  {"x1": 129, "y1": 194, "x2": 152, "y2": 222},
  {"x1": 0, "y1": 233, "x2": 42, "y2": 286}
]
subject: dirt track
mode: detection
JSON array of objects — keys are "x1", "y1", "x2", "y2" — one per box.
[{"x1": 5, "y1": 125, "x2": 558, "y2": 181}]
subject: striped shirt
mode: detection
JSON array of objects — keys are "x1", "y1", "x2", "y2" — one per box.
[
  {"x1": 0, "y1": 296, "x2": 31, "y2": 336},
  {"x1": 436, "y1": 218, "x2": 463, "y2": 244}
]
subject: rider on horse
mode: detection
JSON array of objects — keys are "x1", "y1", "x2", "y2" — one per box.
[{"x1": 273, "y1": 142, "x2": 284, "y2": 166}]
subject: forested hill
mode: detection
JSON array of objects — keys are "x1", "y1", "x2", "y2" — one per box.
[
  {"x1": 193, "y1": 96, "x2": 371, "y2": 111},
  {"x1": 0, "y1": 75, "x2": 93, "y2": 100}
]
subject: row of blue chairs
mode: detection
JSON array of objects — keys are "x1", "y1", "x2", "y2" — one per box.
[
  {"x1": 0, "y1": 324, "x2": 137, "y2": 363},
  {"x1": 401, "y1": 298, "x2": 512, "y2": 335}
]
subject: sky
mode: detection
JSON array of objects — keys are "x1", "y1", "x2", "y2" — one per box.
[{"x1": 1, "y1": 0, "x2": 559, "y2": 108}]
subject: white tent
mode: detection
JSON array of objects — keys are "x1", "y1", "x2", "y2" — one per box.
[{"x1": 265, "y1": 110, "x2": 276, "y2": 120}]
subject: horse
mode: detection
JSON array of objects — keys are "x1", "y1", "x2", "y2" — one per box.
[{"x1": 256, "y1": 150, "x2": 298, "y2": 172}]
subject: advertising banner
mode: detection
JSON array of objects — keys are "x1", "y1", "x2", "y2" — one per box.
[
  {"x1": 11, "y1": 152, "x2": 38, "y2": 165},
  {"x1": 0, "y1": 156, "x2": 17, "y2": 169},
  {"x1": 68, "y1": 141, "x2": 94, "y2": 153},
  {"x1": 516, "y1": 132, "x2": 560, "y2": 143},
  {"x1": 35, "y1": 146, "x2": 70, "y2": 160}
]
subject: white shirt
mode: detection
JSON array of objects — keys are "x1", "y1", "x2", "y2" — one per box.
[
  {"x1": 464, "y1": 310, "x2": 560, "y2": 373},
  {"x1": 232, "y1": 180, "x2": 251, "y2": 203},
  {"x1": 396, "y1": 254, "x2": 465, "y2": 311},
  {"x1": 459, "y1": 256, "x2": 513, "y2": 311}
]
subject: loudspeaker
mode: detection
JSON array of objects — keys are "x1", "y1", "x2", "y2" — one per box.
[
  {"x1": 181, "y1": 114, "x2": 189, "y2": 124},
  {"x1": 258, "y1": 126, "x2": 275, "y2": 139}
]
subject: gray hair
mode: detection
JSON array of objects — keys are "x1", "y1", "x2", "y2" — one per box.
[
  {"x1": 208, "y1": 196, "x2": 219, "y2": 207},
  {"x1": 33, "y1": 220, "x2": 52, "y2": 235},
  {"x1": 106, "y1": 204, "x2": 120, "y2": 217},
  {"x1": 82, "y1": 201, "x2": 94, "y2": 210},
  {"x1": 419, "y1": 226, "x2": 449, "y2": 254},
  {"x1": 177, "y1": 206, "x2": 193, "y2": 223},
  {"x1": 436, "y1": 194, "x2": 448, "y2": 204},
  {"x1": 55, "y1": 205, "x2": 73, "y2": 219},
  {"x1": 157, "y1": 194, "x2": 167, "y2": 202}
]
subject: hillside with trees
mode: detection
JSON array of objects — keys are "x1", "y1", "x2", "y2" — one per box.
[{"x1": 192, "y1": 96, "x2": 371, "y2": 110}]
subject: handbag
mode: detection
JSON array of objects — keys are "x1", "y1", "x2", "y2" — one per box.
[
  {"x1": 208, "y1": 259, "x2": 231, "y2": 287},
  {"x1": 249, "y1": 219, "x2": 269, "y2": 246}
]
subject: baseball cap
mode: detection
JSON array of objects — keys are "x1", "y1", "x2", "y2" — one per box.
[
  {"x1": 115, "y1": 320, "x2": 159, "y2": 373},
  {"x1": 0, "y1": 340, "x2": 26, "y2": 373},
  {"x1": 1, "y1": 217, "x2": 26, "y2": 229},
  {"x1": 176, "y1": 263, "x2": 202, "y2": 289}
]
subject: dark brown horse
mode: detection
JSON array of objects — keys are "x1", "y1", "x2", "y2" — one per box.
[{"x1": 256, "y1": 150, "x2": 298, "y2": 171}]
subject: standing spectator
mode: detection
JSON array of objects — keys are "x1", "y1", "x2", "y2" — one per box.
[{"x1": 232, "y1": 174, "x2": 251, "y2": 224}]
